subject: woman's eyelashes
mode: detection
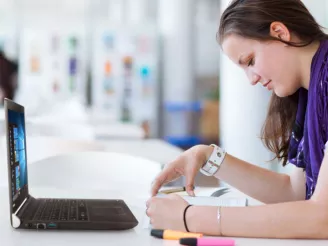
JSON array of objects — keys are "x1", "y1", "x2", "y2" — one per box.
[{"x1": 247, "y1": 58, "x2": 254, "y2": 67}]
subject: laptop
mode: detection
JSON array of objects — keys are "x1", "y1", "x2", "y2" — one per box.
[{"x1": 4, "y1": 98, "x2": 139, "y2": 230}]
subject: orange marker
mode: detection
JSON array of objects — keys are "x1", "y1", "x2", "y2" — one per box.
[{"x1": 151, "y1": 229, "x2": 203, "y2": 240}]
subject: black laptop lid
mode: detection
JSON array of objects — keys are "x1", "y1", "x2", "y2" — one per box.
[{"x1": 4, "y1": 99, "x2": 29, "y2": 214}]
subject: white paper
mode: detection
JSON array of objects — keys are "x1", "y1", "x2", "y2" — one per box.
[{"x1": 182, "y1": 196, "x2": 247, "y2": 207}]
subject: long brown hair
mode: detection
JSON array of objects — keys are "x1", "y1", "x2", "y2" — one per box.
[{"x1": 218, "y1": 0, "x2": 328, "y2": 165}]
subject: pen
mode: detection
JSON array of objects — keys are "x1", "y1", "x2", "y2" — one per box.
[
  {"x1": 150, "y1": 229, "x2": 203, "y2": 240},
  {"x1": 180, "y1": 237, "x2": 235, "y2": 246},
  {"x1": 159, "y1": 186, "x2": 195, "y2": 194}
]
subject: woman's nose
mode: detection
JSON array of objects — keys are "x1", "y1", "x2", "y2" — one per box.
[{"x1": 250, "y1": 74, "x2": 260, "y2": 86}]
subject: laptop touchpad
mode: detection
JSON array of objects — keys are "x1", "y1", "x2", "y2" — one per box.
[{"x1": 89, "y1": 206, "x2": 126, "y2": 221}]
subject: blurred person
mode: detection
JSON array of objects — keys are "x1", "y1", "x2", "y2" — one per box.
[
  {"x1": 0, "y1": 50, "x2": 18, "y2": 105},
  {"x1": 146, "y1": 0, "x2": 328, "y2": 239}
]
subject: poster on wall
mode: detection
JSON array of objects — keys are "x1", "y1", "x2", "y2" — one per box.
[
  {"x1": 91, "y1": 24, "x2": 159, "y2": 136},
  {"x1": 91, "y1": 27, "x2": 121, "y2": 121},
  {"x1": 16, "y1": 28, "x2": 87, "y2": 111}
]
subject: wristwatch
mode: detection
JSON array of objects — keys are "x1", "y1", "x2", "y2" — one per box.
[{"x1": 200, "y1": 144, "x2": 227, "y2": 176}]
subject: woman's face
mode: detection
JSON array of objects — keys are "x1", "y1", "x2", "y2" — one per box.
[{"x1": 222, "y1": 34, "x2": 302, "y2": 97}]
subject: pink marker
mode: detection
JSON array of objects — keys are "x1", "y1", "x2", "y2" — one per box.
[{"x1": 180, "y1": 237, "x2": 235, "y2": 246}]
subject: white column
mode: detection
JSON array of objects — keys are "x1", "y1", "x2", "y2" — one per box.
[
  {"x1": 219, "y1": 0, "x2": 275, "y2": 169},
  {"x1": 158, "y1": 0, "x2": 195, "y2": 102}
]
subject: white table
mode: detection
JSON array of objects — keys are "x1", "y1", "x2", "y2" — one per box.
[
  {"x1": 0, "y1": 136, "x2": 183, "y2": 186},
  {"x1": 1, "y1": 152, "x2": 327, "y2": 245},
  {"x1": 101, "y1": 139, "x2": 183, "y2": 165}
]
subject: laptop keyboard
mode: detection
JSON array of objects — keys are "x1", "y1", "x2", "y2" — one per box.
[{"x1": 33, "y1": 199, "x2": 89, "y2": 221}]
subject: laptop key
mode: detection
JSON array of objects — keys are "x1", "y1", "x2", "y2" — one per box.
[
  {"x1": 34, "y1": 199, "x2": 88, "y2": 222},
  {"x1": 69, "y1": 200, "x2": 77, "y2": 220},
  {"x1": 78, "y1": 200, "x2": 89, "y2": 221}
]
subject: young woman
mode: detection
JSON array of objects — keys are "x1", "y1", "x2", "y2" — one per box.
[{"x1": 146, "y1": 0, "x2": 328, "y2": 239}]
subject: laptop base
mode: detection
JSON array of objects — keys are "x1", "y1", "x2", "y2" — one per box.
[{"x1": 12, "y1": 195, "x2": 138, "y2": 230}]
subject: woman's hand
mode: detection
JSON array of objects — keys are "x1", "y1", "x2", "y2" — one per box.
[
  {"x1": 146, "y1": 194, "x2": 189, "y2": 231},
  {"x1": 150, "y1": 145, "x2": 213, "y2": 197}
]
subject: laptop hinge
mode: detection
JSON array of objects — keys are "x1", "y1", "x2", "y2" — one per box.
[{"x1": 12, "y1": 196, "x2": 30, "y2": 228}]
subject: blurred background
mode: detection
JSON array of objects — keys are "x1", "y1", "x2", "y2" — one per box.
[{"x1": 0, "y1": 0, "x2": 327, "y2": 177}]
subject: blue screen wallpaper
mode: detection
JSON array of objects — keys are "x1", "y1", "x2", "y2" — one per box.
[{"x1": 8, "y1": 110, "x2": 27, "y2": 199}]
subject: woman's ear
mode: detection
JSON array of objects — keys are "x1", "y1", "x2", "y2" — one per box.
[{"x1": 270, "y1": 22, "x2": 291, "y2": 42}]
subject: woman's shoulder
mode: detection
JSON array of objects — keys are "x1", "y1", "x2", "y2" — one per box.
[
  {"x1": 308, "y1": 40, "x2": 328, "y2": 141},
  {"x1": 310, "y1": 40, "x2": 328, "y2": 97},
  {"x1": 312, "y1": 40, "x2": 328, "y2": 80}
]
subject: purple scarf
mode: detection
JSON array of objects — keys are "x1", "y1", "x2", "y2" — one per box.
[{"x1": 288, "y1": 39, "x2": 328, "y2": 199}]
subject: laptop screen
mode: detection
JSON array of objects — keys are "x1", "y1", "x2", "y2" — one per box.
[{"x1": 7, "y1": 108, "x2": 28, "y2": 212}]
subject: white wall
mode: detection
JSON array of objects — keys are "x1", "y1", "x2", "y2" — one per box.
[
  {"x1": 302, "y1": 0, "x2": 328, "y2": 28},
  {"x1": 0, "y1": 0, "x2": 18, "y2": 60},
  {"x1": 18, "y1": 0, "x2": 88, "y2": 29}
]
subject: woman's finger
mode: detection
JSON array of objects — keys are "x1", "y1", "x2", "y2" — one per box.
[
  {"x1": 151, "y1": 165, "x2": 180, "y2": 196},
  {"x1": 184, "y1": 162, "x2": 198, "y2": 196}
]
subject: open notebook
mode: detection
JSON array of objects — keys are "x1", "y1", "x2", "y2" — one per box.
[
  {"x1": 143, "y1": 187, "x2": 248, "y2": 229},
  {"x1": 181, "y1": 195, "x2": 247, "y2": 206}
]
